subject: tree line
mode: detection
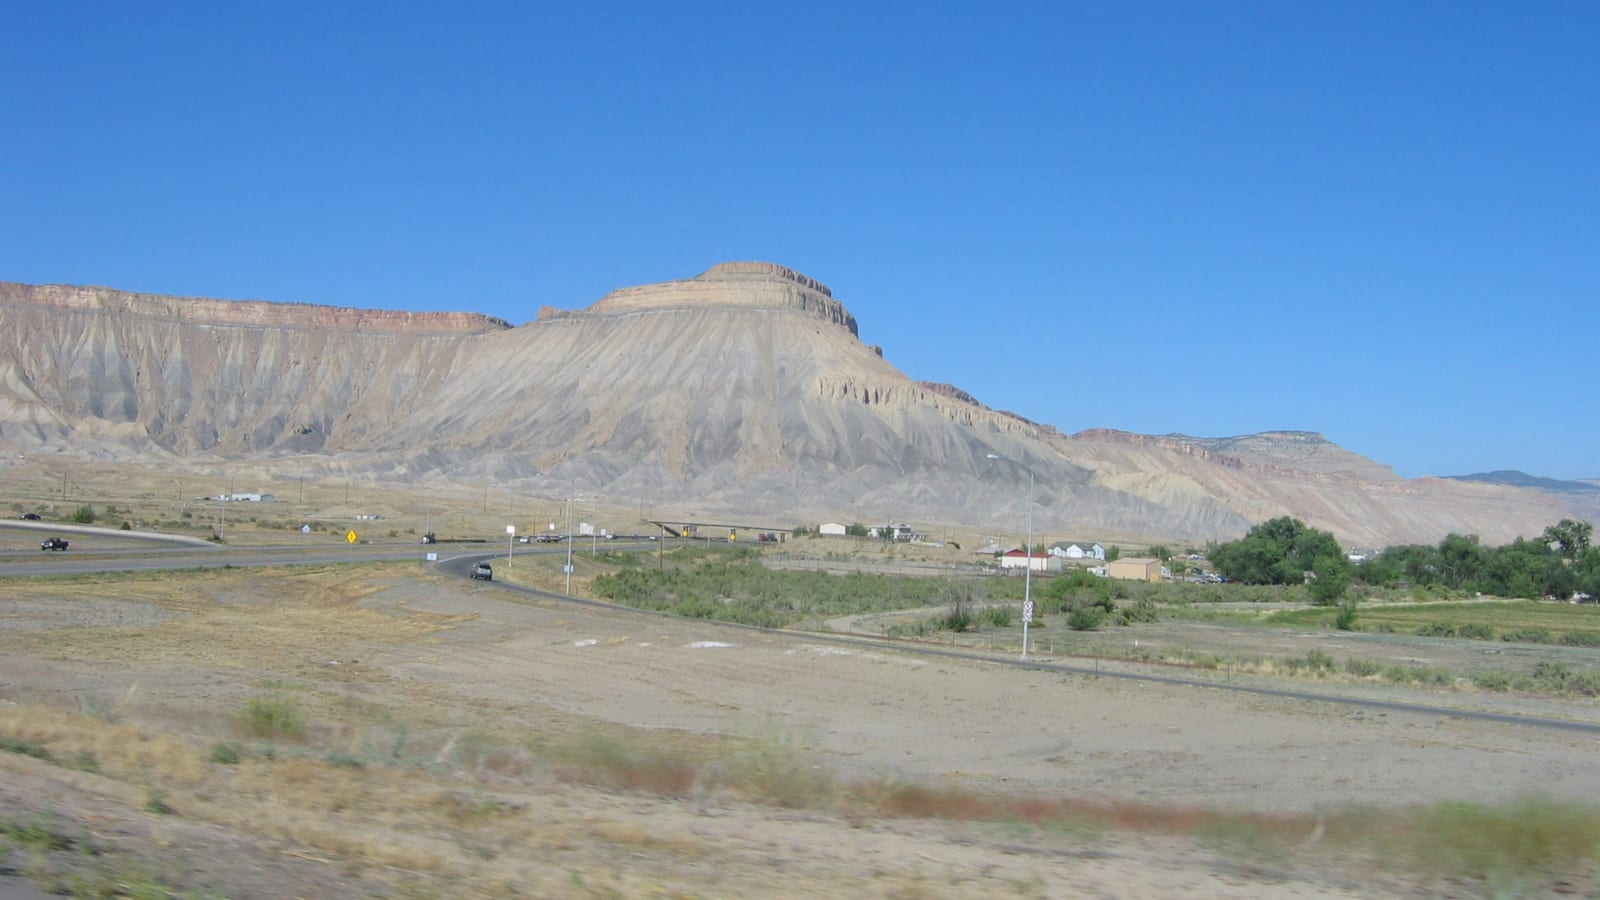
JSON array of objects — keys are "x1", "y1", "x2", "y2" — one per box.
[{"x1": 1209, "y1": 516, "x2": 1597, "y2": 603}]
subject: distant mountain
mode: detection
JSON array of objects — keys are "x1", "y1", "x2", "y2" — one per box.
[
  {"x1": 1445, "y1": 470, "x2": 1600, "y2": 493},
  {"x1": 0, "y1": 265, "x2": 1571, "y2": 546},
  {"x1": 1446, "y1": 470, "x2": 1600, "y2": 525}
]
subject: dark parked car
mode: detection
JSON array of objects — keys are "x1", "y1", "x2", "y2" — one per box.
[
  {"x1": 470, "y1": 562, "x2": 493, "y2": 581},
  {"x1": 18, "y1": 513, "x2": 41, "y2": 520},
  {"x1": 40, "y1": 537, "x2": 69, "y2": 551},
  {"x1": 419, "y1": 533, "x2": 437, "y2": 544}
]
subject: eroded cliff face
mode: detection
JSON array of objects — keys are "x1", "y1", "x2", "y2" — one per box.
[
  {"x1": 0, "y1": 268, "x2": 1572, "y2": 545},
  {"x1": 0, "y1": 282, "x2": 506, "y2": 455},
  {"x1": 0, "y1": 282, "x2": 509, "y2": 333}
]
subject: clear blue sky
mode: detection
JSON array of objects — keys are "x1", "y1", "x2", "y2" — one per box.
[{"x1": 4, "y1": 2, "x2": 1596, "y2": 479}]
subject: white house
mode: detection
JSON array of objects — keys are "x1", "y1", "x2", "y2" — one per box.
[
  {"x1": 818, "y1": 522, "x2": 848, "y2": 537},
  {"x1": 1049, "y1": 540, "x2": 1106, "y2": 561},
  {"x1": 868, "y1": 522, "x2": 927, "y2": 542}
]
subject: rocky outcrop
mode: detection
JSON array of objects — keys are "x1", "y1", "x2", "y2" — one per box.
[
  {"x1": 541, "y1": 262, "x2": 859, "y2": 336},
  {"x1": 916, "y1": 381, "x2": 987, "y2": 408}
]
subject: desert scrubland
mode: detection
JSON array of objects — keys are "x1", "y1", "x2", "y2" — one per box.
[{"x1": 3, "y1": 541, "x2": 1600, "y2": 896}]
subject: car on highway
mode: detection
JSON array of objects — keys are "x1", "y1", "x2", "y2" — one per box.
[
  {"x1": 470, "y1": 561, "x2": 493, "y2": 581},
  {"x1": 40, "y1": 537, "x2": 69, "y2": 551}
]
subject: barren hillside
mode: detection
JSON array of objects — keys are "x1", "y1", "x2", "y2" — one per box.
[{"x1": 0, "y1": 264, "x2": 1570, "y2": 545}]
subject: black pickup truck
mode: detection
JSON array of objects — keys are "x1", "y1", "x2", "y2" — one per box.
[{"x1": 40, "y1": 537, "x2": 69, "y2": 551}]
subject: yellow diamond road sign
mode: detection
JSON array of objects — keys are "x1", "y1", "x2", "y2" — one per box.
[{"x1": 346, "y1": 530, "x2": 358, "y2": 544}]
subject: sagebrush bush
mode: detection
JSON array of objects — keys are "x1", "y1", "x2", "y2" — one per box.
[
  {"x1": 1066, "y1": 608, "x2": 1103, "y2": 631},
  {"x1": 1119, "y1": 598, "x2": 1158, "y2": 624},
  {"x1": 1531, "y1": 661, "x2": 1572, "y2": 692},
  {"x1": 1344, "y1": 658, "x2": 1381, "y2": 677},
  {"x1": 1470, "y1": 671, "x2": 1512, "y2": 691},
  {"x1": 233, "y1": 696, "x2": 306, "y2": 741}
]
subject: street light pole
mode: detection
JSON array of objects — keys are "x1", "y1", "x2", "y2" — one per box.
[{"x1": 987, "y1": 453, "x2": 1037, "y2": 660}]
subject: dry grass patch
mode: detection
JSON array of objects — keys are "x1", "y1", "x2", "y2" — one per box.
[{"x1": 0, "y1": 705, "x2": 209, "y2": 786}]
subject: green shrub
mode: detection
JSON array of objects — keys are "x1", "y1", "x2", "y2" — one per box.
[
  {"x1": 1333, "y1": 600, "x2": 1358, "y2": 631},
  {"x1": 1570, "y1": 673, "x2": 1600, "y2": 696},
  {"x1": 233, "y1": 695, "x2": 307, "y2": 741},
  {"x1": 209, "y1": 741, "x2": 243, "y2": 764},
  {"x1": 1456, "y1": 623, "x2": 1494, "y2": 640},
  {"x1": 1470, "y1": 671, "x2": 1512, "y2": 691},
  {"x1": 1560, "y1": 631, "x2": 1600, "y2": 647},
  {"x1": 1416, "y1": 623, "x2": 1457, "y2": 637},
  {"x1": 0, "y1": 735, "x2": 55, "y2": 762},
  {"x1": 1066, "y1": 608, "x2": 1104, "y2": 631},
  {"x1": 1344, "y1": 657, "x2": 1381, "y2": 677},
  {"x1": 983, "y1": 605, "x2": 1014, "y2": 627},
  {"x1": 1501, "y1": 628, "x2": 1553, "y2": 644},
  {"x1": 1119, "y1": 598, "x2": 1158, "y2": 624},
  {"x1": 1531, "y1": 661, "x2": 1573, "y2": 692},
  {"x1": 940, "y1": 608, "x2": 974, "y2": 632},
  {"x1": 324, "y1": 751, "x2": 364, "y2": 769},
  {"x1": 70, "y1": 505, "x2": 95, "y2": 524},
  {"x1": 1284, "y1": 649, "x2": 1337, "y2": 675}
]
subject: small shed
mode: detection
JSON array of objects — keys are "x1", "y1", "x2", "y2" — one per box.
[
  {"x1": 1107, "y1": 557, "x2": 1163, "y2": 583},
  {"x1": 818, "y1": 522, "x2": 848, "y2": 537}
]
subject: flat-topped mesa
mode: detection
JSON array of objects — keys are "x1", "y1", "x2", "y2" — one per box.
[
  {"x1": 0, "y1": 282, "x2": 511, "y2": 334},
  {"x1": 551, "y1": 262, "x2": 859, "y2": 336}
]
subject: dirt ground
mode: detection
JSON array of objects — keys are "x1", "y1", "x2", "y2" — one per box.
[{"x1": 2, "y1": 555, "x2": 1599, "y2": 898}]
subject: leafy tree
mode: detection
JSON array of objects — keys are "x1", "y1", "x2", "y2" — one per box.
[
  {"x1": 1543, "y1": 519, "x2": 1594, "y2": 562},
  {"x1": 1579, "y1": 547, "x2": 1600, "y2": 597},
  {"x1": 1146, "y1": 544, "x2": 1172, "y2": 562},
  {"x1": 791, "y1": 524, "x2": 810, "y2": 537},
  {"x1": 1210, "y1": 517, "x2": 1344, "y2": 586},
  {"x1": 1308, "y1": 554, "x2": 1352, "y2": 605},
  {"x1": 1482, "y1": 536, "x2": 1560, "y2": 598},
  {"x1": 1437, "y1": 533, "x2": 1488, "y2": 588},
  {"x1": 845, "y1": 523, "x2": 868, "y2": 537},
  {"x1": 1106, "y1": 545, "x2": 1121, "y2": 562}
]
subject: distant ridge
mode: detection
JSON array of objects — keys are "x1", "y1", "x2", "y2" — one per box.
[{"x1": 1445, "y1": 470, "x2": 1600, "y2": 494}]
